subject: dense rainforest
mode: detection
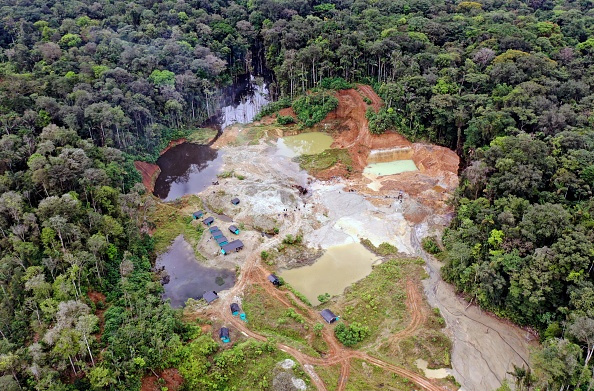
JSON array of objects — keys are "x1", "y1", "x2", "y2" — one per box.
[{"x1": 1, "y1": 0, "x2": 594, "y2": 389}]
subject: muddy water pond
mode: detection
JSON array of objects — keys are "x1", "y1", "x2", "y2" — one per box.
[
  {"x1": 363, "y1": 160, "x2": 418, "y2": 177},
  {"x1": 156, "y1": 235, "x2": 235, "y2": 308},
  {"x1": 153, "y1": 143, "x2": 223, "y2": 201},
  {"x1": 279, "y1": 242, "x2": 379, "y2": 306},
  {"x1": 276, "y1": 132, "x2": 334, "y2": 157}
]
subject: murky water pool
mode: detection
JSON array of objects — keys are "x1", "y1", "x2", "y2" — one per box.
[
  {"x1": 363, "y1": 160, "x2": 418, "y2": 176},
  {"x1": 156, "y1": 235, "x2": 235, "y2": 308},
  {"x1": 415, "y1": 359, "x2": 451, "y2": 379},
  {"x1": 153, "y1": 143, "x2": 223, "y2": 201},
  {"x1": 276, "y1": 132, "x2": 334, "y2": 157},
  {"x1": 279, "y1": 242, "x2": 379, "y2": 306}
]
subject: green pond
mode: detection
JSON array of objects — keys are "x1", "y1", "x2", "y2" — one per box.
[
  {"x1": 277, "y1": 132, "x2": 334, "y2": 157},
  {"x1": 279, "y1": 242, "x2": 379, "y2": 306},
  {"x1": 363, "y1": 160, "x2": 418, "y2": 176}
]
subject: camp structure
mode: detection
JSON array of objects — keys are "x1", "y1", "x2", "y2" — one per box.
[
  {"x1": 221, "y1": 240, "x2": 244, "y2": 255},
  {"x1": 211, "y1": 229, "x2": 224, "y2": 239},
  {"x1": 267, "y1": 274, "x2": 281, "y2": 286},
  {"x1": 192, "y1": 210, "x2": 204, "y2": 219},
  {"x1": 219, "y1": 327, "x2": 230, "y2": 343},
  {"x1": 231, "y1": 198, "x2": 240, "y2": 205},
  {"x1": 203, "y1": 217, "x2": 215, "y2": 226},
  {"x1": 228, "y1": 225, "x2": 240, "y2": 235},
  {"x1": 230, "y1": 303, "x2": 241, "y2": 316},
  {"x1": 209, "y1": 226, "x2": 219, "y2": 233},
  {"x1": 203, "y1": 291, "x2": 219, "y2": 304},
  {"x1": 215, "y1": 235, "x2": 228, "y2": 247},
  {"x1": 320, "y1": 309, "x2": 339, "y2": 324}
]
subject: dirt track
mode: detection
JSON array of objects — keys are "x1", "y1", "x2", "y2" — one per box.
[{"x1": 209, "y1": 208, "x2": 445, "y2": 391}]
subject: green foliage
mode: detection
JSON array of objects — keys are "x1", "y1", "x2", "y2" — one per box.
[
  {"x1": 319, "y1": 77, "x2": 353, "y2": 90},
  {"x1": 422, "y1": 237, "x2": 441, "y2": 255},
  {"x1": 366, "y1": 107, "x2": 398, "y2": 135},
  {"x1": 254, "y1": 97, "x2": 292, "y2": 120},
  {"x1": 148, "y1": 69, "x2": 176, "y2": 86},
  {"x1": 317, "y1": 293, "x2": 331, "y2": 303},
  {"x1": 276, "y1": 115, "x2": 295, "y2": 125},
  {"x1": 334, "y1": 322, "x2": 370, "y2": 347},
  {"x1": 292, "y1": 92, "x2": 338, "y2": 127}
]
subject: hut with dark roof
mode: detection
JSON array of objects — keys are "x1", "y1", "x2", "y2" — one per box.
[
  {"x1": 203, "y1": 217, "x2": 215, "y2": 226},
  {"x1": 230, "y1": 303, "x2": 241, "y2": 316},
  {"x1": 192, "y1": 210, "x2": 204, "y2": 219},
  {"x1": 221, "y1": 240, "x2": 244, "y2": 255},
  {"x1": 228, "y1": 225, "x2": 240, "y2": 235},
  {"x1": 203, "y1": 291, "x2": 219, "y2": 304},
  {"x1": 320, "y1": 309, "x2": 339, "y2": 324},
  {"x1": 267, "y1": 274, "x2": 281, "y2": 286},
  {"x1": 209, "y1": 226, "x2": 219, "y2": 233},
  {"x1": 211, "y1": 229, "x2": 224, "y2": 239},
  {"x1": 215, "y1": 236, "x2": 228, "y2": 247},
  {"x1": 231, "y1": 198, "x2": 240, "y2": 205},
  {"x1": 219, "y1": 327, "x2": 230, "y2": 343}
]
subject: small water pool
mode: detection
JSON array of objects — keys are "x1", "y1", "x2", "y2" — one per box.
[
  {"x1": 363, "y1": 160, "x2": 418, "y2": 176},
  {"x1": 279, "y1": 242, "x2": 379, "y2": 306},
  {"x1": 276, "y1": 132, "x2": 334, "y2": 157},
  {"x1": 156, "y1": 235, "x2": 235, "y2": 308}
]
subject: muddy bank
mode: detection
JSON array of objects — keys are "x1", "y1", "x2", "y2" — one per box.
[
  {"x1": 134, "y1": 161, "x2": 161, "y2": 193},
  {"x1": 413, "y1": 222, "x2": 537, "y2": 391}
]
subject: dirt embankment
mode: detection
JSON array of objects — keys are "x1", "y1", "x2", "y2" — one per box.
[
  {"x1": 134, "y1": 161, "x2": 161, "y2": 194},
  {"x1": 134, "y1": 138, "x2": 188, "y2": 193},
  {"x1": 312, "y1": 86, "x2": 459, "y2": 218}
]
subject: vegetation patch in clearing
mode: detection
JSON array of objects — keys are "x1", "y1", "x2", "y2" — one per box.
[
  {"x1": 174, "y1": 334, "x2": 310, "y2": 390},
  {"x1": 345, "y1": 359, "x2": 418, "y2": 391},
  {"x1": 334, "y1": 259, "x2": 408, "y2": 347},
  {"x1": 149, "y1": 195, "x2": 204, "y2": 255},
  {"x1": 242, "y1": 284, "x2": 323, "y2": 355},
  {"x1": 297, "y1": 148, "x2": 353, "y2": 174},
  {"x1": 313, "y1": 364, "x2": 340, "y2": 390}
]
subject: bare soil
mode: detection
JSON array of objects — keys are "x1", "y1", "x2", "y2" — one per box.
[{"x1": 134, "y1": 161, "x2": 160, "y2": 194}]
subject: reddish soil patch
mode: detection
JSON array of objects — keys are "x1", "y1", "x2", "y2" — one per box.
[
  {"x1": 314, "y1": 85, "x2": 459, "y2": 214},
  {"x1": 141, "y1": 368, "x2": 184, "y2": 391},
  {"x1": 134, "y1": 161, "x2": 161, "y2": 193}
]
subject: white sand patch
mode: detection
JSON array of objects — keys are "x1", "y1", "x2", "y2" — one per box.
[
  {"x1": 292, "y1": 378, "x2": 307, "y2": 390},
  {"x1": 279, "y1": 358, "x2": 295, "y2": 369}
]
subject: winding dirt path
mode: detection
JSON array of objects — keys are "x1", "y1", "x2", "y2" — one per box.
[
  {"x1": 211, "y1": 230, "x2": 445, "y2": 391},
  {"x1": 390, "y1": 279, "x2": 427, "y2": 342}
]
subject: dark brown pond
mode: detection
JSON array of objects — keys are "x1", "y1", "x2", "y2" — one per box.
[
  {"x1": 153, "y1": 143, "x2": 224, "y2": 201},
  {"x1": 156, "y1": 235, "x2": 235, "y2": 308}
]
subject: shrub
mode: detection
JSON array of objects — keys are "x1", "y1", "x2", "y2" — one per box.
[
  {"x1": 422, "y1": 237, "x2": 441, "y2": 254},
  {"x1": 277, "y1": 115, "x2": 295, "y2": 125},
  {"x1": 319, "y1": 77, "x2": 353, "y2": 90},
  {"x1": 254, "y1": 97, "x2": 292, "y2": 120},
  {"x1": 334, "y1": 322, "x2": 370, "y2": 346},
  {"x1": 366, "y1": 107, "x2": 398, "y2": 135},
  {"x1": 292, "y1": 92, "x2": 338, "y2": 127}
]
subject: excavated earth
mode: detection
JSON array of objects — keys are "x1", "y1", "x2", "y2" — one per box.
[{"x1": 138, "y1": 85, "x2": 536, "y2": 391}]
